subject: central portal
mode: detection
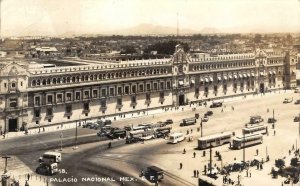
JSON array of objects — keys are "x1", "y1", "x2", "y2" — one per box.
[
  {"x1": 179, "y1": 95, "x2": 185, "y2": 106},
  {"x1": 8, "y1": 118, "x2": 18, "y2": 132}
]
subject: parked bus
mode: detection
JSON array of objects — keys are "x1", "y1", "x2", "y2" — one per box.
[
  {"x1": 180, "y1": 117, "x2": 196, "y2": 126},
  {"x1": 242, "y1": 124, "x2": 268, "y2": 135},
  {"x1": 42, "y1": 152, "x2": 62, "y2": 163},
  {"x1": 232, "y1": 134, "x2": 263, "y2": 150},
  {"x1": 129, "y1": 130, "x2": 155, "y2": 140},
  {"x1": 169, "y1": 133, "x2": 185, "y2": 144},
  {"x1": 198, "y1": 132, "x2": 232, "y2": 149}
]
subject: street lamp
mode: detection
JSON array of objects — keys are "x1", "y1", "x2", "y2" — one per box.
[
  {"x1": 2, "y1": 155, "x2": 11, "y2": 174},
  {"x1": 59, "y1": 132, "x2": 63, "y2": 151},
  {"x1": 73, "y1": 117, "x2": 79, "y2": 150}
]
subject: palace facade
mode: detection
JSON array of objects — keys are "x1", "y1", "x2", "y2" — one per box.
[{"x1": 0, "y1": 45, "x2": 297, "y2": 133}]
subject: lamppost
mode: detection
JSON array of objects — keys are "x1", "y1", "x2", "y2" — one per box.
[
  {"x1": 59, "y1": 132, "x2": 63, "y2": 151},
  {"x1": 2, "y1": 155, "x2": 11, "y2": 174},
  {"x1": 243, "y1": 132, "x2": 245, "y2": 163},
  {"x1": 200, "y1": 118, "x2": 203, "y2": 137},
  {"x1": 272, "y1": 109, "x2": 275, "y2": 129},
  {"x1": 73, "y1": 117, "x2": 79, "y2": 150}
]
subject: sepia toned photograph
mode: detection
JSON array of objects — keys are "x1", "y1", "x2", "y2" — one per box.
[{"x1": 0, "y1": 0, "x2": 299, "y2": 185}]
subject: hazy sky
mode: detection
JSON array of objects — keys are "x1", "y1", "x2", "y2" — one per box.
[{"x1": 1, "y1": 0, "x2": 299, "y2": 36}]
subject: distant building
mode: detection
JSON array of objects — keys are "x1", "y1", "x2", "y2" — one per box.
[{"x1": 0, "y1": 45, "x2": 297, "y2": 133}]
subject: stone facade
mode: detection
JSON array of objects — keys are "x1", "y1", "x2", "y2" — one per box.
[{"x1": 0, "y1": 45, "x2": 297, "y2": 133}]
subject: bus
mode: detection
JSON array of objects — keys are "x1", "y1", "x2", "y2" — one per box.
[
  {"x1": 198, "y1": 132, "x2": 232, "y2": 149},
  {"x1": 242, "y1": 124, "x2": 268, "y2": 135},
  {"x1": 232, "y1": 134, "x2": 263, "y2": 150},
  {"x1": 129, "y1": 130, "x2": 155, "y2": 140},
  {"x1": 169, "y1": 133, "x2": 185, "y2": 144},
  {"x1": 180, "y1": 117, "x2": 196, "y2": 126},
  {"x1": 42, "y1": 152, "x2": 62, "y2": 163}
]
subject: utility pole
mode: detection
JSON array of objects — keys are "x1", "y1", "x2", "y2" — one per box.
[
  {"x1": 273, "y1": 109, "x2": 275, "y2": 129},
  {"x1": 209, "y1": 143, "x2": 212, "y2": 175},
  {"x1": 243, "y1": 132, "x2": 245, "y2": 162},
  {"x1": 2, "y1": 155, "x2": 11, "y2": 174},
  {"x1": 200, "y1": 118, "x2": 203, "y2": 137},
  {"x1": 73, "y1": 120, "x2": 78, "y2": 150}
]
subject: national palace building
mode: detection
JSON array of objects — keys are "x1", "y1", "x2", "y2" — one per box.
[{"x1": 0, "y1": 44, "x2": 298, "y2": 133}]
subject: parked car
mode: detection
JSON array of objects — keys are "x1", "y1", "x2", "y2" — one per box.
[
  {"x1": 143, "y1": 166, "x2": 164, "y2": 182},
  {"x1": 85, "y1": 122, "x2": 93, "y2": 128},
  {"x1": 204, "y1": 111, "x2": 213, "y2": 117},
  {"x1": 124, "y1": 125, "x2": 132, "y2": 131},
  {"x1": 210, "y1": 102, "x2": 223, "y2": 108},
  {"x1": 294, "y1": 100, "x2": 300, "y2": 104},
  {"x1": 268, "y1": 118, "x2": 277, "y2": 123},
  {"x1": 202, "y1": 116, "x2": 209, "y2": 122},
  {"x1": 283, "y1": 98, "x2": 293, "y2": 103},
  {"x1": 165, "y1": 119, "x2": 173, "y2": 125}
]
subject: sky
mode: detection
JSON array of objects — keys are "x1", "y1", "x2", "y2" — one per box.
[{"x1": 0, "y1": 0, "x2": 299, "y2": 36}]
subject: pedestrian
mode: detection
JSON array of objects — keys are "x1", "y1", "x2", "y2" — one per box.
[
  {"x1": 196, "y1": 170, "x2": 199, "y2": 177},
  {"x1": 246, "y1": 169, "x2": 248, "y2": 177},
  {"x1": 180, "y1": 163, "x2": 183, "y2": 169},
  {"x1": 221, "y1": 108, "x2": 224, "y2": 112},
  {"x1": 274, "y1": 130, "x2": 276, "y2": 136},
  {"x1": 108, "y1": 142, "x2": 112, "y2": 149},
  {"x1": 193, "y1": 152, "x2": 196, "y2": 158},
  {"x1": 292, "y1": 145, "x2": 295, "y2": 150},
  {"x1": 191, "y1": 129, "x2": 193, "y2": 133},
  {"x1": 183, "y1": 148, "x2": 186, "y2": 154},
  {"x1": 289, "y1": 150, "x2": 291, "y2": 155},
  {"x1": 249, "y1": 171, "x2": 251, "y2": 177},
  {"x1": 223, "y1": 176, "x2": 225, "y2": 183},
  {"x1": 256, "y1": 149, "x2": 259, "y2": 156},
  {"x1": 197, "y1": 127, "x2": 200, "y2": 132},
  {"x1": 194, "y1": 170, "x2": 196, "y2": 177},
  {"x1": 43, "y1": 127, "x2": 45, "y2": 132},
  {"x1": 204, "y1": 165, "x2": 207, "y2": 175}
]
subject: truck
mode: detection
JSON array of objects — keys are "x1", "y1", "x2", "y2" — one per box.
[{"x1": 180, "y1": 117, "x2": 196, "y2": 126}]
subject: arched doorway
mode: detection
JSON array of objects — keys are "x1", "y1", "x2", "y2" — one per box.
[
  {"x1": 178, "y1": 91, "x2": 185, "y2": 106},
  {"x1": 8, "y1": 118, "x2": 18, "y2": 132}
]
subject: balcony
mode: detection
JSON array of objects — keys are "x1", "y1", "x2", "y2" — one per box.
[
  {"x1": 116, "y1": 104, "x2": 123, "y2": 109},
  {"x1": 145, "y1": 99, "x2": 151, "y2": 104},
  {"x1": 45, "y1": 114, "x2": 53, "y2": 119},
  {"x1": 64, "y1": 112, "x2": 73, "y2": 116},
  {"x1": 130, "y1": 102, "x2": 137, "y2": 107},
  {"x1": 100, "y1": 106, "x2": 107, "y2": 111},
  {"x1": 82, "y1": 109, "x2": 90, "y2": 114},
  {"x1": 159, "y1": 97, "x2": 165, "y2": 102}
]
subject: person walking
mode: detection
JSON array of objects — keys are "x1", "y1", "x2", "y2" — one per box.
[
  {"x1": 196, "y1": 170, "x2": 199, "y2": 177},
  {"x1": 193, "y1": 152, "x2": 196, "y2": 158},
  {"x1": 193, "y1": 170, "x2": 196, "y2": 177},
  {"x1": 256, "y1": 149, "x2": 259, "y2": 156},
  {"x1": 183, "y1": 148, "x2": 186, "y2": 154},
  {"x1": 180, "y1": 163, "x2": 183, "y2": 169},
  {"x1": 249, "y1": 170, "x2": 252, "y2": 177},
  {"x1": 274, "y1": 130, "x2": 276, "y2": 136}
]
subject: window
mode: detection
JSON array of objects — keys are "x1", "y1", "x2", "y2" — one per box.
[
  {"x1": 195, "y1": 88, "x2": 199, "y2": 94},
  {"x1": 160, "y1": 82, "x2": 164, "y2": 90},
  {"x1": 11, "y1": 83, "x2": 16, "y2": 88},
  {"x1": 125, "y1": 86, "x2": 130, "y2": 94},
  {"x1": 84, "y1": 91, "x2": 89, "y2": 99},
  {"x1": 65, "y1": 105, "x2": 72, "y2": 114},
  {"x1": 139, "y1": 84, "x2": 144, "y2": 92},
  {"x1": 223, "y1": 84, "x2": 227, "y2": 91},
  {"x1": 130, "y1": 94, "x2": 136, "y2": 102},
  {"x1": 34, "y1": 109, "x2": 40, "y2": 118},
  {"x1": 109, "y1": 87, "x2": 114, "y2": 96},
  {"x1": 47, "y1": 95, "x2": 53, "y2": 104},
  {"x1": 117, "y1": 87, "x2": 122, "y2": 95},
  {"x1": 159, "y1": 92, "x2": 164, "y2": 99},
  {"x1": 101, "y1": 100, "x2": 106, "y2": 107},
  {"x1": 46, "y1": 108, "x2": 53, "y2": 116},
  {"x1": 35, "y1": 96, "x2": 40, "y2": 106},
  {"x1": 66, "y1": 93, "x2": 72, "y2": 101},
  {"x1": 57, "y1": 94, "x2": 63, "y2": 103},
  {"x1": 9, "y1": 98, "x2": 17, "y2": 108},
  {"x1": 4, "y1": 83, "x2": 6, "y2": 88},
  {"x1": 92, "y1": 90, "x2": 98, "y2": 98},
  {"x1": 233, "y1": 83, "x2": 237, "y2": 89},
  {"x1": 83, "y1": 102, "x2": 89, "y2": 111},
  {"x1": 101, "y1": 89, "x2": 107, "y2": 97},
  {"x1": 153, "y1": 83, "x2": 158, "y2": 90},
  {"x1": 21, "y1": 82, "x2": 23, "y2": 86},
  {"x1": 132, "y1": 85, "x2": 136, "y2": 93},
  {"x1": 166, "y1": 81, "x2": 171, "y2": 89},
  {"x1": 75, "y1": 92, "x2": 81, "y2": 100},
  {"x1": 146, "y1": 93, "x2": 150, "y2": 101},
  {"x1": 214, "y1": 85, "x2": 217, "y2": 92},
  {"x1": 146, "y1": 84, "x2": 151, "y2": 91},
  {"x1": 117, "y1": 98, "x2": 122, "y2": 105}
]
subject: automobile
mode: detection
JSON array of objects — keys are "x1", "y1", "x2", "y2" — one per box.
[
  {"x1": 93, "y1": 123, "x2": 101, "y2": 130},
  {"x1": 250, "y1": 115, "x2": 263, "y2": 124},
  {"x1": 210, "y1": 102, "x2": 223, "y2": 108},
  {"x1": 202, "y1": 116, "x2": 209, "y2": 122},
  {"x1": 294, "y1": 100, "x2": 300, "y2": 104},
  {"x1": 143, "y1": 166, "x2": 164, "y2": 182},
  {"x1": 165, "y1": 119, "x2": 173, "y2": 125},
  {"x1": 89, "y1": 123, "x2": 99, "y2": 129},
  {"x1": 294, "y1": 116, "x2": 300, "y2": 122},
  {"x1": 85, "y1": 122, "x2": 93, "y2": 128},
  {"x1": 124, "y1": 125, "x2": 132, "y2": 131},
  {"x1": 283, "y1": 98, "x2": 293, "y2": 103},
  {"x1": 36, "y1": 162, "x2": 58, "y2": 176},
  {"x1": 268, "y1": 118, "x2": 277, "y2": 123},
  {"x1": 204, "y1": 111, "x2": 213, "y2": 117}
]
